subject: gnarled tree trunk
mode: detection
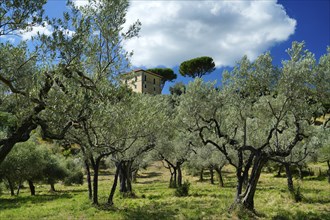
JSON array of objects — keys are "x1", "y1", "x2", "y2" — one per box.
[
  {"x1": 28, "y1": 179, "x2": 35, "y2": 196},
  {"x1": 7, "y1": 178, "x2": 15, "y2": 196},
  {"x1": 284, "y1": 163, "x2": 302, "y2": 202},
  {"x1": 231, "y1": 153, "x2": 267, "y2": 212},
  {"x1": 199, "y1": 169, "x2": 204, "y2": 182},
  {"x1": 215, "y1": 165, "x2": 224, "y2": 187},
  {"x1": 284, "y1": 163, "x2": 294, "y2": 193},
  {"x1": 209, "y1": 166, "x2": 214, "y2": 184},
  {"x1": 50, "y1": 183, "x2": 56, "y2": 192},
  {"x1": 297, "y1": 165, "x2": 304, "y2": 180},
  {"x1": 90, "y1": 156, "x2": 102, "y2": 205},
  {"x1": 177, "y1": 163, "x2": 182, "y2": 187},
  {"x1": 327, "y1": 160, "x2": 330, "y2": 184},
  {"x1": 84, "y1": 160, "x2": 93, "y2": 200},
  {"x1": 107, "y1": 162, "x2": 121, "y2": 205},
  {"x1": 119, "y1": 160, "x2": 134, "y2": 195},
  {"x1": 169, "y1": 166, "x2": 177, "y2": 188}
]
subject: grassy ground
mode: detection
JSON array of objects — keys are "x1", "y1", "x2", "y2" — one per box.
[{"x1": 1, "y1": 162, "x2": 329, "y2": 220}]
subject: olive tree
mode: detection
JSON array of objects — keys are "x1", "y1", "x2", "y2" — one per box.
[
  {"x1": 178, "y1": 42, "x2": 327, "y2": 212},
  {"x1": 106, "y1": 94, "x2": 166, "y2": 204},
  {"x1": 0, "y1": 0, "x2": 141, "y2": 165},
  {"x1": 0, "y1": 140, "x2": 44, "y2": 195},
  {"x1": 65, "y1": 92, "x2": 165, "y2": 205},
  {"x1": 187, "y1": 145, "x2": 227, "y2": 186},
  {"x1": 0, "y1": 0, "x2": 46, "y2": 36},
  {"x1": 0, "y1": 139, "x2": 80, "y2": 195}
]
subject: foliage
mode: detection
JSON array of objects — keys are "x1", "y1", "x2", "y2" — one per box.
[
  {"x1": 147, "y1": 68, "x2": 177, "y2": 84},
  {"x1": 169, "y1": 82, "x2": 186, "y2": 96},
  {"x1": 0, "y1": 0, "x2": 141, "y2": 165},
  {"x1": 177, "y1": 42, "x2": 328, "y2": 211},
  {"x1": 0, "y1": 141, "x2": 46, "y2": 188},
  {"x1": 64, "y1": 171, "x2": 84, "y2": 186},
  {"x1": 0, "y1": 138, "x2": 83, "y2": 194},
  {"x1": 179, "y1": 56, "x2": 215, "y2": 78},
  {"x1": 0, "y1": 0, "x2": 46, "y2": 36}
]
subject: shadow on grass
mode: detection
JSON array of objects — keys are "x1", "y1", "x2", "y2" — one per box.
[
  {"x1": 272, "y1": 209, "x2": 330, "y2": 220},
  {"x1": 0, "y1": 193, "x2": 73, "y2": 211},
  {"x1": 57, "y1": 188, "x2": 88, "y2": 194},
  {"x1": 303, "y1": 196, "x2": 330, "y2": 204},
  {"x1": 137, "y1": 179, "x2": 161, "y2": 185},
  {"x1": 97, "y1": 203, "x2": 176, "y2": 220},
  {"x1": 303, "y1": 175, "x2": 327, "y2": 181},
  {"x1": 99, "y1": 170, "x2": 114, "y2": 176},
  {"x1": 138, "y1": 171, "x2": 162, "y2": 179},
  {"x1": 122, "y1": 205, "x2": 176, "y2": 220}
]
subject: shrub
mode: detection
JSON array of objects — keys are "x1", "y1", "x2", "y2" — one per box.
[
  {"x1": 291, "y1": 186, "x2": 303, "y2": 202},
  {"x1": 175, "y1": 181, "x2": 190, "y2": 197},
  {"x1": 64, "y1": 171, "x2": 84, "y2": 185}
]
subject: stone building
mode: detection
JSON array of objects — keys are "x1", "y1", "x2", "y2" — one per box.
[{"x1": 123, "y1": 69, "x2": 163, "y2": 94}]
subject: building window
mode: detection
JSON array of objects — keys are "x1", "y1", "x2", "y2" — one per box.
[
  {"x1": 144, "y1": 75, "x2": 147, "y2": 81},
  {"x1": 153, "y1": 78, "x2": 156, "y2": 84},
  {"x1": 144, "y1": 84, "x2": 147, "y2": 89},
  {"x1": 153, "y1": 87, "x2": 156, "y2": 91}
]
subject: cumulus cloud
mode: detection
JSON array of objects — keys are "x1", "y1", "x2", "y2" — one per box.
[
  {"x1": 72, "y1": 0, "x2": 89, "y2": 8},
  {"x1": 123, "y1": 0, "x2": 296, "y2": 68},
  {"x1": 18, "y1": 22, "x2": 75, "y2": 41},
  {"x1": 19, "y1": 22, "x2": 53, "y2": 40}
]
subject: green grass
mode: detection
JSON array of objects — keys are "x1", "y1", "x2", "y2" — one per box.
[{"x1": 1, "y1": 162, "x2": 329, "y2": 219}]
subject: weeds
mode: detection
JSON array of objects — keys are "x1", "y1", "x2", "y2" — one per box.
[{"x1": 174, "y1": 181, "x2": 190, "y2": 197}]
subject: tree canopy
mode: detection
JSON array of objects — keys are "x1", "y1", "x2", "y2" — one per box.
[
  {"x1": 177, "y1": 42, "x2": 329, "y2": 211},
  {"x1": 179, "y1": 56, "x2": 215, "y2": 78},
  {"x1": 147, "y1": 68, "x2": 177, "y2": 83}
]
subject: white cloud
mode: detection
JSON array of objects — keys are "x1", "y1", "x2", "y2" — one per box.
[
  {"x1": 123, "y1": 0, "x2": 296, "y2": 68},
  {"x1": 18, "y1": 22, "x2": 75, "y2": 41},
  {"x1": 19, "y1": 22, "x2": 53, "y2": 40},
  {"x1": 72, "y1": 0, "x2": 89, "y2": 8}
]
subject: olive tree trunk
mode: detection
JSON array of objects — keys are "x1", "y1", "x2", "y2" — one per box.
[
  {"x1": 50, "y1": 183, "x2": 56, "y2": 192},
  {"x1": 231, "y1": 154, "x2": 267, "y2": 212},
  {"x1": 177, "y1": 163, "x2": 182, "y2": 187},
  {"x1": 28, "y1": 179, "x2": 35, "y2": 196},
  {"x1": 215, "y1": 166, "x2": 224, "y2": 187},
  {"x1": 84, "y1": 160, "x2": 93, "y2": 200},
  {"x1": 107, "y1": 162, "x2": 121, "y2": 205},
  {"x1": 199, "y1": 169, "x2": 204, "y2": 182},
  {"x1": 119, "y1": 160, "x2": 134, "y2": 195},
  {"x1": 284, "y1": 163, "x2": 295, "y2": 193},
  {"x1": 90, "y1": 156, "x2": 102, "y2": 205},
  {"x1": 327, "y1": 160, "x2": 330, "y2": 184},
  {"x1": 7, "y1": 178, "x2": 15, "y2": 196},
  {"x1": 209, "y1": 166, "x2": 214, "y2": 184}
]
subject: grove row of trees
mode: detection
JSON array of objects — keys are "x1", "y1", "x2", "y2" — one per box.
[
  {"x1": 0, "y1": 137, "x2": 83, "y2": 195},
  {"x1": 0, "y1": 0, "x2": 329, "y2": 213}
]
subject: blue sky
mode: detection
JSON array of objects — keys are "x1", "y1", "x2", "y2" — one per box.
[
  {"x1": 2, "y1": 0, "x2": 329, "y2": 94},
  {"x1": 162, "y1": 0, "x2": 330, "y2": 94}
]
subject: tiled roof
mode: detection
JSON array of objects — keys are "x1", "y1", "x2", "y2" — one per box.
[{"x1": 131, "y1": 69, "x2": 164, "y2": 78}]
